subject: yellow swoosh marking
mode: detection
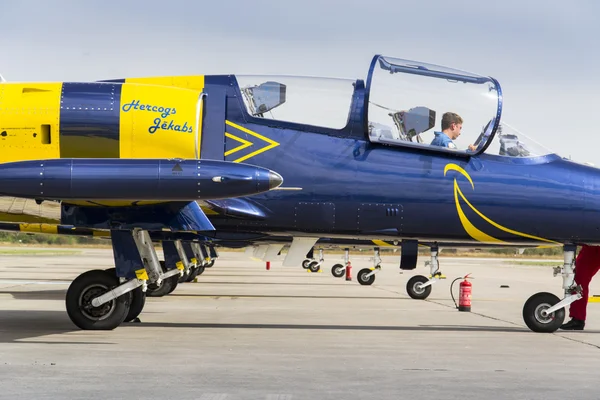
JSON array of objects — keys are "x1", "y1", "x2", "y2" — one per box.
[
  {"x1": 445, "y1": 163, "x2": 559, "y2": 245},
  {"x1": 453, "y1": 180, "x2": 504, "y2": 243}
]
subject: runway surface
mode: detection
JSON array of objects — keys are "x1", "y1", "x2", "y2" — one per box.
[{"x1": 0, "y1": 247, "x2": 598, "y2": 399}]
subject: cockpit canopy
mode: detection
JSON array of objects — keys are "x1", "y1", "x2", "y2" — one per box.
[
  {"x1": 366, "y1": 55, "x2": 502, "y2": 155},
  {"x1": 234, "y1": 54, "x2": 556, "y2": 160}
]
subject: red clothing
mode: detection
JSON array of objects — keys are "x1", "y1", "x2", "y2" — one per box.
[{"x1": 569, "y1": 245, "x2": 600, "y2": 321}]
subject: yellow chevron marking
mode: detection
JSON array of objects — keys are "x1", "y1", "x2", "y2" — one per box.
[
  {"x1": 225, "y1": 120, "x2": 280, "y2": 163},
  {"x1": 224, "y1": 132, "x2": 253, "y2": 156}
]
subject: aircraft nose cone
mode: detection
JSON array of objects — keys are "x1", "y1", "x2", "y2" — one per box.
[{"x1": 268, "y1": 171, "x2": 283, "y2": 189}]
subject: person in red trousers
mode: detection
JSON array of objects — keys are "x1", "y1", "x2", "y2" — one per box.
[{"x1": 560, "y1": 245, "x2": 600, "y2": 330}]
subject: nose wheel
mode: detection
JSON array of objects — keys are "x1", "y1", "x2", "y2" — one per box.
[
  {"x1": 522, "y1": 292, "x2": 565, "y2": 333},
  {"x1": 405, "y1": 246, "x2": 440, "y2": 299},
  {"x1": 406, "y1": 275, "x2": 432, "y2": 299},
  {"x1": 331, "y1": 263, "x2": 345, "y2": 278},
  {"x1": 521, "y1": 245, "x2": 582, "y2": 333},
  {"x1": 357, "y1": 268, "x2": 376, "y2": 285}
]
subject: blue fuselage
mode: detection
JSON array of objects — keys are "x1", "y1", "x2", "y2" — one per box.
[{"x1": 201, "y1": 75, "x2": 600, "y2": 247}]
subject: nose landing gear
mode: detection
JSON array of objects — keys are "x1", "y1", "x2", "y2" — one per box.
[
  {"x1": 357, "y1": 248, "x2": 382, "y2": 286},
  {"x1": 406, "y1": 246, "x2": 442, "y2": 299},
  {"x1": 522, "y1": 245, "x2": 580, "y2": 333}
]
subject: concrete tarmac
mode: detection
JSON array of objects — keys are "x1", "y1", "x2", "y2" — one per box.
[{"x1": 0, "y1": 248, "x2": 599, "y2": 399}]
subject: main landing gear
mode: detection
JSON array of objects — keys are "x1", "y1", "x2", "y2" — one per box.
[
  {"x1": 302, "y1": 249, "x2": 324, "y2": 273},
  {"x1": 357, "y1": 248, "x2": 382, "y2": 286},
  {"x1": 406, "y1": 246, "x2": 443, "y2": 300},
  {"x1": 65, "y1": 229, "x2": 185, "y2": 330},
  {"x1": 522, "y1": 245, "x2": 581, "y2": 333},
  {"x1": 145, "y1": 242, "x2": 215, "y2": 298}
]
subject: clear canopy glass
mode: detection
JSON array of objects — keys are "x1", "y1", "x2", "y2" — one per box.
[
  {"x1": 235, "y1": 75, "x2": 355, "y2": 130},
  {"x1": 482, "y1": 121, "x2": 555, "y2": 158},
  {"x1": 366, "y1": 55, "x2": 502, "y2": 155}
]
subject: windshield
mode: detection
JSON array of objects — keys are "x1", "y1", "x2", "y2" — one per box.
[
  {"x1": 366, "y1": 55, "x2": 501, "y2": 155},
  {"x1": 483, "y1": 121, "x2": 555, "y2": 158}
]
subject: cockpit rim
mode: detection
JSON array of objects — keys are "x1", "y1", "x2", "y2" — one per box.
[{"x1": 364, "y1": 54, "x2": 504, "y2": 158}]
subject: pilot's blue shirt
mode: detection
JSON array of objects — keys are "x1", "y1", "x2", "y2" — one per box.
[{"x1": 430, "y1": 131, "x2": 456, "y2": 149}]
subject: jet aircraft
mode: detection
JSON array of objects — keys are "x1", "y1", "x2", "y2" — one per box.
[
  {"x1": 1, "y1": 54, "x2": 597, "y2": 333},
  {"x1": 102, "y1": 54, "x2": 600, "y2": 333}
]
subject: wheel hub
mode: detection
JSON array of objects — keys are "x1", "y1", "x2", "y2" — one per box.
[
  {"x1": 413, "y1": 282, "x2": 425, "y2": 294},
  {"x1": 534, "y1": 303, "x2": 554, "y2": 324},
  {"x1": 80, "y1": 284, "x2": 114, "y2": 320}
]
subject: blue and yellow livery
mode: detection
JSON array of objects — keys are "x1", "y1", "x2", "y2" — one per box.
[
  {"x1": 105, "y1": 54, "x2": 600, "y2": 333},
  {"x1": 1, "y1": 54, "x2": 597, "y2": 333}
]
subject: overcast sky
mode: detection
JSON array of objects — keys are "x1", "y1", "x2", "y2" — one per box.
[{"x1": 1, "y1": 0, "x2": 598, "y2": 163}]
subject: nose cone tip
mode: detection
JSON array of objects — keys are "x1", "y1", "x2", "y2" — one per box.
[{"x1": 268, "y1": 171, "x2": 283, "y2": 189}]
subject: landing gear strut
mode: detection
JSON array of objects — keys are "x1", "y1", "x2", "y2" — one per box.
[
  {"x1": 406, "y1": 246, "x2": 442, "y2": 300},
  {"x1": 310, "y1": 249, "x2": 324, "y2": 273},
  {"x1": 303, "y1": 249, "x2": 323, "y2": 272},
  {"x1": 357, "y1": 247, "x2": 382, "y2": 286},
  {"x1": 329, "y1": 248, "x2": 353, "y2": 279},
  {"x1": 522, "y1": 245, "x2": 580, "y2": 333},
  {"x1": 65, "y1": 229, "x2": 182, "y2": 330}
]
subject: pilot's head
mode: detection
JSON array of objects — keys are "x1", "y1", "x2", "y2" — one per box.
[{"x1": 441, "y1": 112, "x2": 463, "y2": 140}]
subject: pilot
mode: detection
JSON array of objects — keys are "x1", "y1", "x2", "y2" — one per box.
[
  {"x1": 560, "y1": 244, "x2": 600, "y2": 331},
  {"x1": 430, "y1": 112, "x2": 476, "y2": 151}
]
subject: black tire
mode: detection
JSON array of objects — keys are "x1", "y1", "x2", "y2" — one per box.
[
  {"x1": 309, "y1": 261, "x2": 321, "y2": 273},
  {"x1": 205, "y1": 260, "x2": 215, "y2": 268},
  {"x1": 124, "y1": 287, "x2": 146, "y2": 323},
  {"x1": 406, "y1": 275, "x2": 432, "y2": 300},
  {"x1": 522, "y1": 292, "x2": 565, "y2": 333},
  {"x1": 185, "y1": 266, "x2": 198, "y2": 282},
  {"x1": 66, "y1": 269, "x2": 129, "y2": 330},
  {"x1": 166, "y1": 275, "x2": 179, "y2": 294},
  {"x1": 357, "y1": 268, "x2": 375, "y2": 285},
  {"x1": 331, "y1": 264, "x2": 345, "y2": 278},
  {"x1": 178, "y1": 267, "x2": 191, "y2": 283},
  {"x1": 187, "y1": 265, "x2": 205, "y2": 282},
  {"x1": 147, "y1": 261, "x2": 175, "y2": 297},
  {"x1": 302, "y1": 259, "x2": 312, "y2": 269}
]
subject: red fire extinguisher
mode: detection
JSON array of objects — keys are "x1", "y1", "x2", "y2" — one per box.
[
  {"x1": 345, "y1": 261, "x2": 352, "y2": 281},
  {"x1": 451, "y1": 274, "x2": 472, "y2": 312}
]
